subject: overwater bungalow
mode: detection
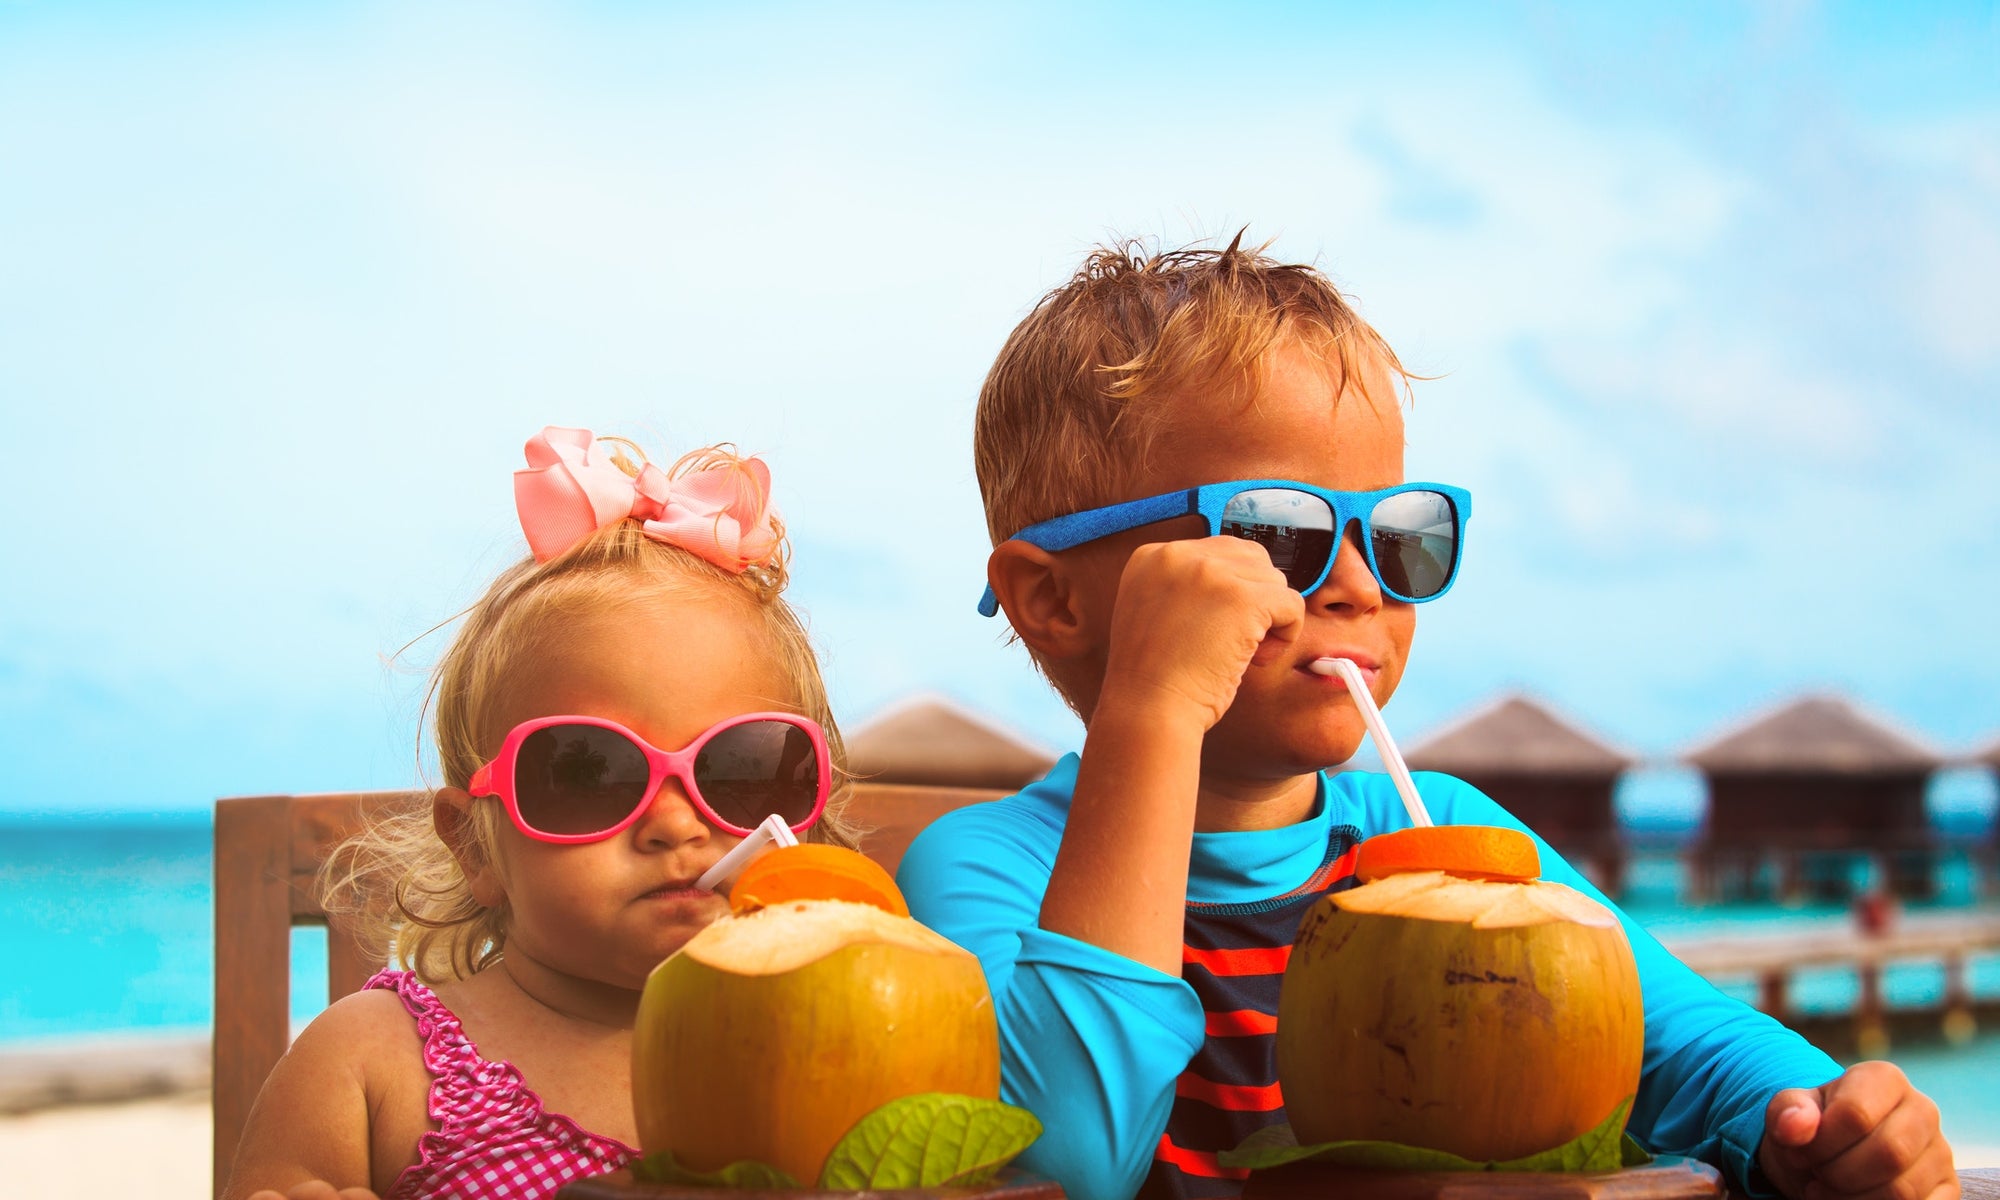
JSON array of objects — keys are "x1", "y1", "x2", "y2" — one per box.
[
  {"x1": 847, "y1": 693, "x2": 1058, "y2": 790},
  {"x1": 1683, "y1": 695, "x2": 1942, "y2": 901},
  {"x1": 1404, "y1": 694, "x2": 1634, "y2": 895},
  {"x1": 1980, "y1": 734, "x2": 2000, "y2": 893}
]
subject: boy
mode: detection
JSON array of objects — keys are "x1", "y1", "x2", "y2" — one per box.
[{"x1": 897, "y1": 238, "x2": 1955, "y2": 1200}]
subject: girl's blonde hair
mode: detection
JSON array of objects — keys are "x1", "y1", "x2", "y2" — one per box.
[{"x1": 321, "y1": 444, "x2": 857, "y2": 983}]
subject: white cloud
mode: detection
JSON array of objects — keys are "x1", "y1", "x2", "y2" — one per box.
[{"x1": 3, "y1": 4, "x2": 1997, "y2": 804}]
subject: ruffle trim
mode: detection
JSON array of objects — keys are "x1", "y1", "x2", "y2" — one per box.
[{"x1": 365, "y1": 970, "x2": 637, "y2": 1198}]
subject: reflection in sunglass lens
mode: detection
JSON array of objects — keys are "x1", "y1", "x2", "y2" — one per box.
[
  {"x1": 693, "y1": 720, "x2": 822, "y2": 832},
  {"x1": 1369, "y1": 490, "x2": 1458, "y2": 599},
  {"x1": 514, "y1": 724, "x2": 651, "y2": 836},
  {"x1": 1220, "y1": 489, "x2": 1337, "y2": 593}
]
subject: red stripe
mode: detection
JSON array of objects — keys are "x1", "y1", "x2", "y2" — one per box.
[
  {"x1": 1204, "y1": 1008, "x2": 1279, "y2": 1037},
  {"x1": 1175, "y1": 1073, "x2": 1285, "y2": 1112},
  {"x1": 1181, "y1": 943, "x2": 1292, "y2": 975},
  {"x1": 1155, "y1": 1134, "x2": 1251, "y2": 1181}
]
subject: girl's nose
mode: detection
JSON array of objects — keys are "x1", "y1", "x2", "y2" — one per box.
[
  {"x1": 1309, "y1": 522, "x2": 1386, "y2": 613},
  {"x1": 631, "y1": 780, "x2": 712, "y2": 851}
]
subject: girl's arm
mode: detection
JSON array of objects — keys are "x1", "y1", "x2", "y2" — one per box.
[{"x1": 220, "y1": 990, "x2": 416, "y2": 1200}]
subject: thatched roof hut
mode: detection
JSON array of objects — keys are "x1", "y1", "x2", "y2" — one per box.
[
  {"x1": 1682, "y1": 694, "x2": 1942, "y2": 898},
  {"x1": 1685, "y1": 694, "x2": 1940, "y2": 776},
  {"x1": 1406, "y1": 694, "x2": 1634, "y2": 892},
  {"x1": 847, "y1": 694, "x2": 1059, "y2": 791},
  {"x1": 1406, "y1": 694, "x2": 1633, "y2": 778}
]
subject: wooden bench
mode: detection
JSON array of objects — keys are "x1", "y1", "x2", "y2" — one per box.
[{"x1": 211, "y1": 782, "x2": 1003, "y2": 1198}]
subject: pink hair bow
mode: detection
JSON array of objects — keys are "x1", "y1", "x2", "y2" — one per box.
[{"x1": 513, "y1": 427, "x2": 781, "y2": 571}]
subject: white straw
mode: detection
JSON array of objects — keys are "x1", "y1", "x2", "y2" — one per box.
[
  {"x1": 1310, "y1": 657, "x2": 1434, "y2": 827},
  {"x1": 695, "y1": 813, "x2": 799, "y2": 893}
]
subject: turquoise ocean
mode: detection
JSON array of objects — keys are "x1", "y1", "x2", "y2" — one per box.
[{"x1": 3, "y1": 812, "x2": 1997, "y2": 1149}]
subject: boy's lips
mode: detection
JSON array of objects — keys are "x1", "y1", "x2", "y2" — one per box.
[{"x1": 1296, "y1": 650, "x2": 1383, "y2": 689}]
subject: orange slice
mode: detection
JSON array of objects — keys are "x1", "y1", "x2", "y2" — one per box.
[
  {"x1": 729, "y1": 843, "x2": 910, "y2": 918},
  {"x1": 1354, "y1": 825, "x2": 1540, "y2": 884}
]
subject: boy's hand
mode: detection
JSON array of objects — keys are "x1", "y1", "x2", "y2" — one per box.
[
  {"x1": 1098, "y1": 536, "x2": 1305, "y2": 730},
  {"x1": 1757, "y1": 1061, "x2": 1957, "y2": 1200}
]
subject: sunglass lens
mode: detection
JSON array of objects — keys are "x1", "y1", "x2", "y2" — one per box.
[
  {"x1": 693, "y1": 720, "x2": 823, "y2": 832},
  {"x1": 1220, "y1": 488, "x2": 1337, "y2": 592},
  {"x1": 1369, "y1": 490, "x2": 1459, "y2": 599},
  {"x1": 513, "y1": 724, "x2": 651, "y2": 837}
]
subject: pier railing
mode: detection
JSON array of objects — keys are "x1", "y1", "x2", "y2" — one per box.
[{"x1": 1662, "y1": 911, "x2": 2000, "y2": 1055}]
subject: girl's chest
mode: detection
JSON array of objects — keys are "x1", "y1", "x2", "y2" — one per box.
[{"x1": 369, "y1": 1023, "x2": 639, "y2": 1192}]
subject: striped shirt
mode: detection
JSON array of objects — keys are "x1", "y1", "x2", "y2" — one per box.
[{"x1": 1139, "y1": 827, "x2": 1362, "y2": 1200}]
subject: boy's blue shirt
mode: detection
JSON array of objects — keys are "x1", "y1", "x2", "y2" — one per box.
[{"x1": 897, "y1": 754, "x2": 1840, "y2": 1200}]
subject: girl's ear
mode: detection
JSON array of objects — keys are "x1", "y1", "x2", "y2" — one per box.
[
  {"x1": 987, "y1": 541, "x2": 1092, "y2": 663},
  {"x1": 434, "y1": 787, "x2": 506, "y2": 909}
]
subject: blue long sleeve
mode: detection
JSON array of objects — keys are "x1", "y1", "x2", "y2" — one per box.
[
  {"x1": 898, "y1": 758, "x2": 1842, "y2": 1200},
  {"x1": 897, "y1": 782, "x2": 1206, "y2": 1200}
]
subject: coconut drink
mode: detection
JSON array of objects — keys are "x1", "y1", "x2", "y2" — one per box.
[
  {"x1": 631, "y1": 844, "x2": 1034, "y2": 1189},
  {"x1": 1274, "y1": 824, "x2": 1644, "y2": 1163}
]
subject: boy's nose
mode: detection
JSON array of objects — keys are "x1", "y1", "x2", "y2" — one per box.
[
  {"x1": 1309, "y1": 522, "x2": 1385, "y2": 612},
  {"x1": 631, "y1": 780, "x2": 713, "y2": 850}
]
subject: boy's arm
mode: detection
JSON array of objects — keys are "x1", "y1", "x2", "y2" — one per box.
[
  {"x1": 1040, "y1": 536, "x2": 1306, "y2": 973},
  {"x1": 900, "y1": 804, "x2": 1206, "y2": 1200},
  {"x1": 918, "y1": 536, "x2": 1299, "y2": 1200}
]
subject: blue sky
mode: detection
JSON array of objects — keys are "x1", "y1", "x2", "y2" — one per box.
[{"x1": 2, "y1": 2, "x2": 1996, "y2": 814}]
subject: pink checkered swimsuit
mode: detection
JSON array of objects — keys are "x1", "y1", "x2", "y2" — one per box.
[{"x1": 368, "y1": 969, "x2": 637, "y2": 1200}]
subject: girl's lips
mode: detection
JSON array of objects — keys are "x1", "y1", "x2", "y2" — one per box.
[{"x1": 639, "y1": 885, "x2": 710, "y2": 902}]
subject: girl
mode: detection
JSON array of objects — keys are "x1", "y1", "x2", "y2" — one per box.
[{"x1": 226, "y1": 427, "x2": 858, "y2": 1200}]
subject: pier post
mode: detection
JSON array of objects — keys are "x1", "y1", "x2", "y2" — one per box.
[
  {"x1": 1944, "y1": 951, "x2": 1976, "y2": 1045},
  {"x1": 1757, "y1": 969, "x2": 1789, "y2": 1022},
  {"x1": 1855, "y1": 960, "x2": 1888, "y2": 1058}
]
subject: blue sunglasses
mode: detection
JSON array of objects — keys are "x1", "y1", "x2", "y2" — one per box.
[{"x1": 978, "y1": 480, "x2": 1473, "y2": 616}]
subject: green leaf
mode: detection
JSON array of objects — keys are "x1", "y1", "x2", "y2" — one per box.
[
  {"x1": 631, "y1": 1148, "x2": 799, "y2": 1189},
  {"x1": 1220, "y1": 1097, "x2": 1640, "y2": 1175},
  {"x1": 1493, "y1": 1097, "x2": 1633, "y2": 1173},
  {"x1": 1620, "y1": 1133, "x2": 1655, "y2": 1168},
  {"x1": 817, "y1": 1092, "x2": 1044, "y2": 1190},
  {"x1": 1219, "y1": 1123, "x2": 1484, "y2": 1171}
]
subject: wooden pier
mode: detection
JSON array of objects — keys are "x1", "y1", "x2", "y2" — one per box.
[{"x1": 1662, "y1": 911, "x2": 2000, "y2": 1056}]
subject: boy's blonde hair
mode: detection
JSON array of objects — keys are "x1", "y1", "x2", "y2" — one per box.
[
  {"x1": 322, "y1": 445, "x2": 857, "y2": 983},
  {"x1": 973, "y1": 233, "x2": 1411, "y2": 545}
]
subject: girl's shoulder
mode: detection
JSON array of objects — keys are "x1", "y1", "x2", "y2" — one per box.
[
  {"x1": 289, "y1": 979, "x2": 436, "y2": 1124},
  {"x1": 298, "y1": 981, "x2": 432, "y2": 1064}
]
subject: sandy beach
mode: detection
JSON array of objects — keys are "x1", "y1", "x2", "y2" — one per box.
[
  {"x1": 0, "y1": 1094, "x2": 213, "y2": 1197},
  {"x1": 2, "y1": 1092, "x2": 1995, "y2": 1199}
]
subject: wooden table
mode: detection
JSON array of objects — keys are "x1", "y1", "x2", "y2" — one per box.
[
  {"x1": 557, "y1": 1165, "x2": 2000, "y2": 1199},
  {"x1": 1240, "y1": 1156, "x2": 1726, "y2": 1198},
  {"x1": 556, "y1": 1168, "x2": 1063, "y2": 1200}
]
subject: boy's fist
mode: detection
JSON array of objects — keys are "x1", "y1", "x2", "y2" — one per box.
[
  {"x1": 1099, "y1": 536, "x2": 1305, "y2": 731},
  {"x1": 1757, "y1": 1061, "x2": 1956, "y2": 1200}
]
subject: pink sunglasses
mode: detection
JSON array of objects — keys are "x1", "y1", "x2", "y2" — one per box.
[{"x1": 467, "y1": 713, "x2": 830, "y2": 844}]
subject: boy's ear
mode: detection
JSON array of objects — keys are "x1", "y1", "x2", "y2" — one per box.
[
  {"x1": 987, "y1": 541, "x2": 1093, "y2": 662},
  {"x1": 434, "y1": 787, "x2": 506, "y2": 909}
]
